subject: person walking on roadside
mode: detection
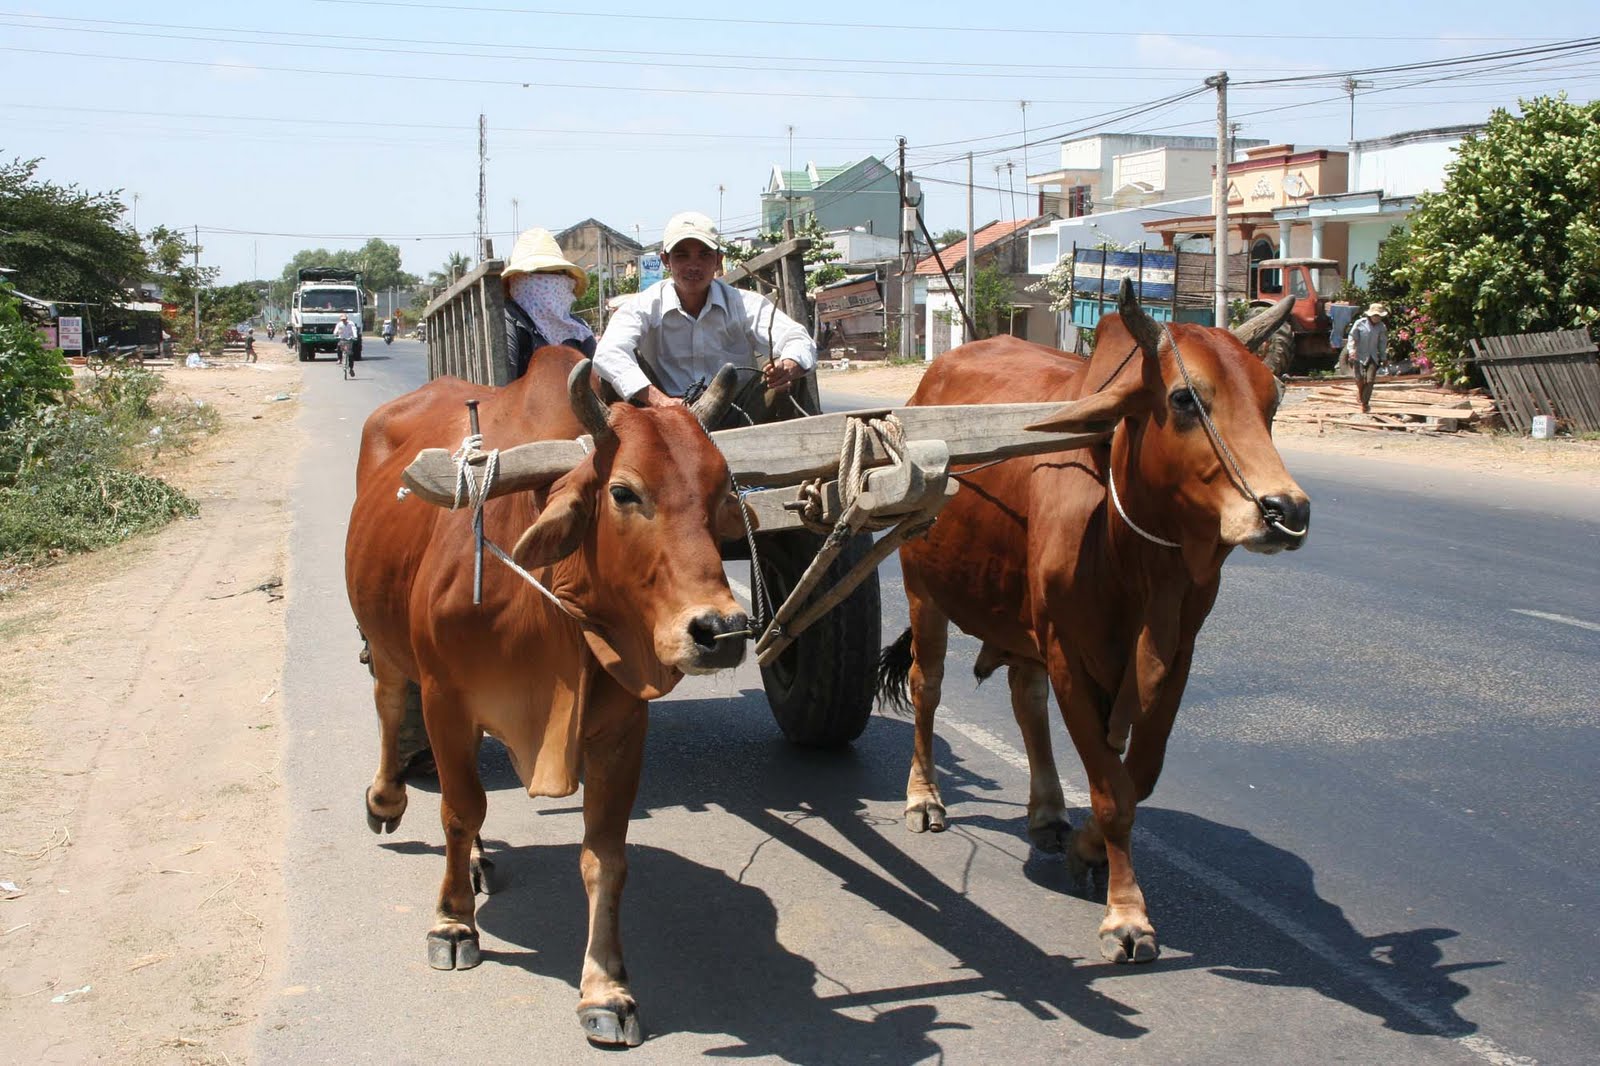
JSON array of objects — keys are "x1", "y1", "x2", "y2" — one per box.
[
  {"x1": 592, "y1": 211, "x2": 814, "y2": 419},
  {"x1": 333, "y1": 313, "x2": 360, "y2": 378},
  {"x1": 1344, "y1": 302, "x2": 1388, "y2": 412},
  {"x1": 244, "y1": 325, "x2": 257, "y2": 363}
]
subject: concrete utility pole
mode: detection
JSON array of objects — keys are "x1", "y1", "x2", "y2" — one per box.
[
  {"x1": 717, "y1": 184, "x2": 725, "y2": 234},
  {"x1": 476, "y1": 114, "x2": 488, "y2": 261},
  {"x1": 897, "y1": 137, "x2": 916, "y2": 362},
  {"x1": 1205, "y1": 72, "x2": 1229, "y2": 327},
  {"x1": 192, "y1": 224, "x2": 201, "y2": 347},
  {"x1": 965, "y1": 151, "x2": 975, "y2": 345}
]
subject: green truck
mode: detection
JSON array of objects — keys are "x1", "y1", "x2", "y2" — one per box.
[{"x1": 290, "y1": 267, "x2": 365, "y2": 363}]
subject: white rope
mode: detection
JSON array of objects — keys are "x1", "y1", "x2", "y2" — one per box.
[
  {"x1": 482, "y1": 539, "x2": 576, "y2": 615},
  {"x1": 1106, "y1": 464, "x2": 1180, "y2": 549}
]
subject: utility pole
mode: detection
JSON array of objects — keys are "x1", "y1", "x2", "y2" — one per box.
[
  {"x1": 717, "y1": 184, "x2": 725, "y2": 235},
  {"x1": 131, "y1": 192, "x2": 139, "y2": 234},
  {"x1": 1343, "y1": 77, "x2": 1374, "y2": 143},
  {"x1": 1019, "y1": 100, "x2": 1030, "y2": 205},
  {"x1": 1006, "y1": 161, "x2": 1018, "y2": 223},
  {"x1": 1205, "y1": 72, "x2": 1229, "y2": 327},
  {"x1": 965, "y1": 151, "x2": 975, "y2": 345},
  {"x1": 476, "y1": 113, "x2": 488, "y2": 261},
  {"x1": 897, "y1": 137, "x2": 916, "y2": 362},
  {"x1": 191, "y1": 224, "x2": 201, "y2": 347},
  {"x1": 511, "y1": 197, "x2": 520, "y2": 235},
  {"x1": 597, "y1": 234, "x2": 608, "y2": 331},
  {"x1": 787, "y1": 125, "x2": 796, "y2": 226}
]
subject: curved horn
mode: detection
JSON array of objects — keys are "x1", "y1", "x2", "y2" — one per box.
[
  {"x1": 1116, "y1": 276, "x2": 1163, "y2": 356},
  {"x1": 689, "y1": 362, "x2": 740, "y2": 429},
  {"x1": 1232, "y1": 295, "x2": 1295, "y2": 353},
  {"x1": 567, "y1": 359, "x2": 613, "y2": 442}
]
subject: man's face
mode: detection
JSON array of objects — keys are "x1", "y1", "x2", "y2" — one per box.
[
  {"x1": 1368, "y1": 314, "x2": 1382, "y2": 324},
  {"x1": 665, "y1": 240, "x2": 722, "y2": 297}
]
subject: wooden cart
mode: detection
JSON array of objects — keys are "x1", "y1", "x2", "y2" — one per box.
[{"x1": 414, "y1": 250, "x2": 1102, "y2": 747}]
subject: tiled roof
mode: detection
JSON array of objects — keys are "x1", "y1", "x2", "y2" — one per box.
[
  {"x1": 915, "y1": 217, "x2": 1039, "y2": 275},
  {"x1": 779, "y1": 169, "x2": 813, "y2": 191},
  {"x1": 813, "y1": 164, "x2": 852, "y2": 182}
]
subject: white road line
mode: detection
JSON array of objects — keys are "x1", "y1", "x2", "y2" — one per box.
[
  {"x1": 941, "y1": 706, "x2": 1537, "y2": 1066},
  {"x1": 1511, "y1": 608, "x2": 1600, "y2": 633}
]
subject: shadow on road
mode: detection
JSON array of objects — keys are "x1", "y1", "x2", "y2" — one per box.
[{"x1": 380, "y1": 692, "x2": 1495, "y2": 1058}]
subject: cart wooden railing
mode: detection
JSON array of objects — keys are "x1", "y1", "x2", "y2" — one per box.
[{"x1": 423, "y1": 259, "x2": 510, "y2": 387}]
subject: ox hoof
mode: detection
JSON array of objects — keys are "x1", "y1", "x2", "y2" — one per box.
[
  {"x1": 904, "y1": 800, "x2": 947, "y2": 834},
  {"x1": 1027, "y1": 817, "x2": 1074, "y2": 854},
  {"x1": 471, "y1": 855, "x2": 502, "y2": 896},
  {"x1": 426, "y1": 926, "x2": 481, "y2": 970},
  {"x1": 1099, "y1": 925, "x2": 1160, "y2": 965},
  {"x1": 364, "y1": 786, "x2": 406, "y2": 835},
  {"x1": 578, "y1": 1004, "x2": 644, "y2": 1048}
]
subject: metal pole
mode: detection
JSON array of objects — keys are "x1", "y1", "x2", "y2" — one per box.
[
  {"x1": 965, "y1": 151, "x2": 975, "y2": 344},
  {"x1": 1206, "y1": 72, "x2": 1229, "y2": 327},
  {"x1": 597, "y1": 235, "x2": 608, "y2": 332}
]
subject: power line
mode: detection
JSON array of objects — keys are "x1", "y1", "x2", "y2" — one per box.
[
  {"x1": 1234, "y1": 35, "x2": 1600, "y2": 85},
  {"x1": 311, "y1": 0, "x2": 1565, "y2": 42}
]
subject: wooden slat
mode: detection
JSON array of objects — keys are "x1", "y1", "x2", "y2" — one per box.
[{"x1": 720, "y1": 237, "x2": 812, "y2": 287}]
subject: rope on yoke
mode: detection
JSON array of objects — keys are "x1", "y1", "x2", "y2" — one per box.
[{"x1": 788, "y1": 412, "x2": 912, "y2": 534}]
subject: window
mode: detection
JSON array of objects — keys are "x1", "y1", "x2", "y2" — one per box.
[{"x1": 1067, "y1": 185, "x2": 1092, "y2": 218}]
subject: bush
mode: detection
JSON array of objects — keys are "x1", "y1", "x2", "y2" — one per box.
[
  {"x1": 0, "y1": 357, "x2": 213, "y2": 566},
  {"x1": 0, "y1": 285, "x2": 72, "y2": 431}
]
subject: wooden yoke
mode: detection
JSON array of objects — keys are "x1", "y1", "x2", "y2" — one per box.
[{"x1": 399, "y1": 403, "x2": 1110, "y2": 515}]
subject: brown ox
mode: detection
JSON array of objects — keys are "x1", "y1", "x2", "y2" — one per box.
[
  {"x1": 345, "y1": 349, "x2": 748, "y2": 1046},
  {"x1": 878, "y1": 282, "x2": 1309, "y2": 964}
]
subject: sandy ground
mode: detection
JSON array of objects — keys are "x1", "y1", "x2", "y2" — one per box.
[
  {"x1": 0, "y1": 350, "x2": 1592, "y2": 1064},
  {"x1": 0, "y1": 343, "x2": 302, "y2": 1064}
]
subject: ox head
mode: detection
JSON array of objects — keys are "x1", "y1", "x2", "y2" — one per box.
[
  {"x1": 509, "y1": 361, "x2": 750, "y2": 698},
  {"x1": 1027, "y1": 279, "x2": 1310, "y2": 562}
]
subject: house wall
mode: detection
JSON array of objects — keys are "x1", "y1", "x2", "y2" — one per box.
[
  {"x1": 1112, "y1": 148, "x2": 1215, "y2": 204},
  {"x1": 1028, "y1": 196, "x2": 1210, "y2": 273},
  {"x1": 829, "y1": 230, "x2": 900, "y2": 264},
  {"x1": 761, "y1": 160, "x2": 900, "y2": 236},
  {"x1": 1345, "y1": 218, "x2": 1413, "y2": 287},
  {"x1": 557, "y1": 224, "x2": 641, "y2": 274},
  {"x1": 1227, "y1": 147, "x2": 1349, "y2": 211},
  {"x1": 1352, "y1": 128, "x2": 1475, "y2": 198}
]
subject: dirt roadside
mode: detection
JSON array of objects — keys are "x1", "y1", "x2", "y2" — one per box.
[
  {"x1": 0, "y1": 351, "x2": 1591, "y2": 1064},
  {"x1": 0, "y1": 342, "x2": 302, "y2": 1064}
]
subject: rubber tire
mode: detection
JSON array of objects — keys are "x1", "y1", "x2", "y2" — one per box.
[
  {"x1": 754, "y1": 528, "x2": 881, "y2": 748},
  {"x1": 352, "y1": 339, "x2": 363, "y2": 362},
  {"x1": 297, "y1": 341, "x2": 312, "y2": 362}
]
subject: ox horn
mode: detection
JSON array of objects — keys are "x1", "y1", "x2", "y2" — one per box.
[
  {"x1": 689, "y1": 363, "x2": 739, "y2": 429},
  {"x1": 1116, "y1": 276, "x2": 1164, "y2": 357},
  {"x1": 567, "y1": 359, "x2": 613, "y2": 443},
  {"x1": 1232, "y1": 295, "x2": 1295, "y2": 353}
]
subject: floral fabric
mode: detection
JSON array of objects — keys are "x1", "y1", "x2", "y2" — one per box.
[{"x1": 508, "y1": 273, "x2": 593, "y2": 348}]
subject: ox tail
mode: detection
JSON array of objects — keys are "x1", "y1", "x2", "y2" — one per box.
[{"x1": 875, "y1": 627, "x2": 916, "y2": 717}]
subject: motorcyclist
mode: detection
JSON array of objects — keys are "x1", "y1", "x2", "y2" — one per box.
[{"x1": 381, "y1": 318, "x2": 395, "y2": 344}]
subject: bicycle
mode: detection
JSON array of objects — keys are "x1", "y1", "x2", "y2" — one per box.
[{"x1": 338, "y1": 338, "x2": 355, "y2": 379}]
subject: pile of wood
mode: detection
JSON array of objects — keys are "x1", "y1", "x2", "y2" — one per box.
[{"x1": 1278, "y1": 378, "x2": 1498, "y2": 433}]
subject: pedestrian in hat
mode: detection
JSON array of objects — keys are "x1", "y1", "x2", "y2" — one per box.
[
  {"x1": 593, "y1": 211, "x2": 815, "y2": 415},
  {"x1": 502, "y1": 227, "x2": 596, "y2": 382},
  {"x1": 1344, "y1": 302, "x2": 1389, "y2": 412}
]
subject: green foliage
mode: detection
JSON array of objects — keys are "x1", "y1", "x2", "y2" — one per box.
[
  {"x1": 0, "y1": 358, "x2": 212, "y2": 565},
  {"x1": 0, "y1": 156, "x2": 145, "y2": 307},
  {"x1": 0, "y1": 284, "x2": 72, "y2": 431},
  {"x1": 271, "y1": 239, "x2": 417, "y2": 307},
  {"x1": 936, "y1": 228, "x2": 966, "y2": 249},
  {"x1": 1399, "y1": 95, "x2": 1600, "y2": 384},
  {"x1": 573, "y1": 269, "x2": 639, "y2": 314},
  {"x1": 972, "y1": 265, "x2": 1015, "y2": 339}
]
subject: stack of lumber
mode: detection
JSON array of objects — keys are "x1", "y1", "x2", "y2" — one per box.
[{"x1": 1278, "y1": 379, "x2": 1498, "y2": 433}]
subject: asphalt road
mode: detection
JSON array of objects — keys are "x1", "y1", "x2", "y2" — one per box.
[{"x1": 257, "y1": 343, "x2": 1598, "y2": 1065}]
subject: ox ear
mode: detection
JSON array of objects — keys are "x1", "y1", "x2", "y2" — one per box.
[
  {"x1": 1232, "y1": 295, "x2": 1295, "y2": 353},
  {"x1": 511, "y1": 473, "x2": 595, "y2": 570},
  {"x1": 1023, "y1": 279, "x2": 1163, "y2": 434}
]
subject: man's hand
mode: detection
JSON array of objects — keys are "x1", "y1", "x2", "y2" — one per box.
[
  {"x1": 635, "y1": 384, "x2": 684, "y2": 408},
  {"x1": 762, "y1": 357, "x2": 804, "y2": 391}
]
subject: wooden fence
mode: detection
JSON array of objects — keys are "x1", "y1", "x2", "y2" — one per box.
[{"x1": 1467, "y1": 328, "x2": 1600, "y2": 433}]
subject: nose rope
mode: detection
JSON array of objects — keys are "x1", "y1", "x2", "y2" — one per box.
[{"x1": 1162, "y1": 326, "x2": 1308, "y2": 539}]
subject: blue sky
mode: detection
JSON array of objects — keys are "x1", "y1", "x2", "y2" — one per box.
[{"x1": 4, "y1": 1, "x2": 1595, "y2": 284}]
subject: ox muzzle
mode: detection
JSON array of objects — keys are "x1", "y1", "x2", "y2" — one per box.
[
  {"x1": 677, "y1": 609, "x2": 751, "y2": 673},
  {"x1": 1242, "y1": 492, "x2": 1311, "y2": 554}
]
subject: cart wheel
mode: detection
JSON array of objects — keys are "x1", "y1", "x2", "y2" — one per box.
[{"x1": 754, "y1": 528, "x2": 881, "y2": 748}]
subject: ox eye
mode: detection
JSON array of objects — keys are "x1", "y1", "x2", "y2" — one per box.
[
  {"x1": 1169, "y1": 388, "x2": 1202, "y2": 415},
  {"x1": 609, "y1": 484, "x2": 642, "y2": 506}
]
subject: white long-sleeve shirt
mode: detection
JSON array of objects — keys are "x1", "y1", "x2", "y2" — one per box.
[
  {"x1": 333, "y1": 319, "x2": 360, "y2": 342},
  {"x1": 593, "y1": 278, "x2": 816, "y2": 399}
]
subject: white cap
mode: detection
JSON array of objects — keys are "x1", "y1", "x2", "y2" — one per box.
[{"x1": 662, "y1": 211, "x2": 721, "y2": 253}]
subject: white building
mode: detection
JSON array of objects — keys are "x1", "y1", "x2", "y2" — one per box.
[
  {"x1": 1027, "y1": 132, "x2": 1266, "y2": 217},
  {"x1": 1027, "y1": 196, "x2": 1210, "y2": 275},
  {"x1": 1273, "y1": 124, "x2": 1482, "y2": 286}
]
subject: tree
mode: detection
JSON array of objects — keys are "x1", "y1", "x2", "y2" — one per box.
[
  {"x1": 0, "y1": 156, "x2": 145, "y2": 307},
  {"x1": 0, "y1": 282, "x2": 71, "y2": 431},
  {"x1": 972, "y1": 264, "x2": 1015, "y2": 339},
  {"x1": 270, "y1": 240, "x2": 417, "y2": 307},
  {"x1": 1399, "y1": 95, "x2": 1600, "y2": 384},
  {"x1": 936, "y1": 228, "x2": 966, "y2": 249}
]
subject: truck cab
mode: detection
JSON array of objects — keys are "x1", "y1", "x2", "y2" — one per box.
[
  {"x1": 291, "y1": 268, "x2": 365, "y2": 363},
  {"x1": 1251, "y1": 257, "x2": 1337, "y2": 366}
]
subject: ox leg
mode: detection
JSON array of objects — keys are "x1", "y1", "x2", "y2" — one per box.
[
  {"x1": 1049, "y1": 651, "x2": 1158, "y2": 964},
  {"x1": 1007, "y1": 661, "x2": 1073, "y2": 854},
  {"x1": 425, "y1": 694, "x2": 486, "y2": 972},
  {"x1": 575, "y1": 686, "x2": 648, "y2": 1048},
  {"x1": 904, "y1": 586, "x2": 950, "y2": 834},
  {"x1": 364, "y1": 659, "x2": 411, "y2": 833},
  {"x1": 1124, "y1": 643, "x2": 1194, "y2": 805}
]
